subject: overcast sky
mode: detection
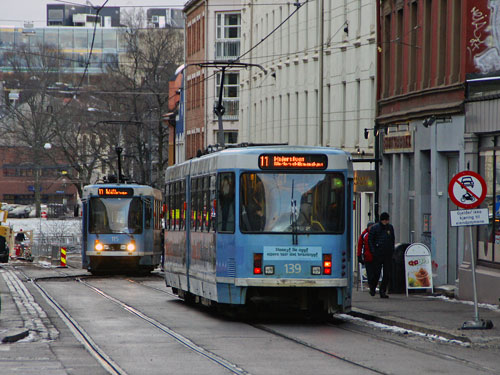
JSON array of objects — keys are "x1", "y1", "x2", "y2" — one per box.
[{"x1": 1, "y1": 0, "x2": 187, "y2": 27}]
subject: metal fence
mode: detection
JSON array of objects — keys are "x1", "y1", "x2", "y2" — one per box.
[{"x1": 31, "y1": 233, "x2": 81, "y2": 260}]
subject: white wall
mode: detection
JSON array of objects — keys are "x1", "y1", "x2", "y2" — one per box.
[{"x1": 239, "y1": 0, "x2": 377, "y2": 156}]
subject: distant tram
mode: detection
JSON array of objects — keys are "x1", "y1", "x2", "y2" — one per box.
[
  {"x1": 81, "y1": 183, "x2": 163, "y2": 274},
  {"x1": 164, "y1": 146, "x2": 353, "y2": 315}
]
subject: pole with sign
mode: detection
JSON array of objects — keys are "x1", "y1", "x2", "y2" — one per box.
[{"x1": 448, "y1": 171, "x2": 493, "y2": 330}]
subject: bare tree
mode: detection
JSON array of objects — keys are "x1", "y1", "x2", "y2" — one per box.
[
  {"x1": 0, "y1": 42, "x2": 61, "y2": 216},
  {"x1": 100, "y1": 9, "x2": 184, "y2": 187},
  {"x1": 0, "y1": 42, "x2": 112, "y2": 207}
]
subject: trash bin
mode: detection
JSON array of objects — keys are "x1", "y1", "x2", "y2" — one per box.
[{"x1": 390, "y1": 243, "x2": 409, "y2": 293}]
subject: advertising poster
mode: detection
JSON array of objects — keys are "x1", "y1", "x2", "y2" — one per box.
[{"x1": 404, "y1": 243, "x2": 433, "y2": 296}]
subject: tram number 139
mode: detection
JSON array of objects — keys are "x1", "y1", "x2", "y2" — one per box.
[{"x1": 284, "y1": 264, "x2": 302, "y2": 274}]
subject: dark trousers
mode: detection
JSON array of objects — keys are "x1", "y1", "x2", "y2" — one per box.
[{"x1": 366, "y1": 254, "x2": 392, "y2": 294}]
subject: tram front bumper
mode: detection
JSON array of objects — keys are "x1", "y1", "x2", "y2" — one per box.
[{"x1": 220, "y1": 278, "x2": 348, "y2": 287}]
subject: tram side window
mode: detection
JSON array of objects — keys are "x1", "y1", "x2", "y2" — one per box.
[
  {"x1": 217, "y1": 172, "x2": 235, "y2": 233},
  {"x1": 177, "y1": 181, "x2": 182, "y2": 230},
  {"x1": 191, "y1": 178, "x2": 198, "y2": 231},
  {"x1": 210, "y1": 174, "x2": 217, "y2": 232},
  {"x1": 166, "y1": 184, "x2": 171, "y2": 229},
  {"x1": 180, "y1": 180, "x2": 186, "y2": 230},
  {"x1": 89, "y1": 198, "x2": 109, "y2": 233},
  {"x1": 202, "y1": 176, "x2": 210, "y2": 231},
  {"x1": 144, "y1": 198, "x2": 152, "y2": 229},
  {"x1": 128, "y1": 197, "x2": 143, "y2": 234}
]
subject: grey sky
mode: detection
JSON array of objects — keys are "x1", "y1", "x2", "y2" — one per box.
[{"x1": 1, "y1": 0, "x2": 187, "y2": 27}]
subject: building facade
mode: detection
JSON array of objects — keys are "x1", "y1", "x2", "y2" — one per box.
[
  {"x1": 376, "y1": 0, "x2": 500, "y2": 303},
  {"x1": 0, "y1": 146, "x2": 77, "y2": 210},
  {"x1": 239, "y1": 1, "x2": 378, "y2": 238},
  {"x1": 183, "y1": 0, "x2": 242, "y2": 160},
  {"x1": 459, "y1": 1, "x2": 500, "y2": 303}
]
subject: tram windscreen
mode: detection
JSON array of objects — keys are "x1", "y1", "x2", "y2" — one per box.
[
  {"x1": 239, "y1": 173, "x2": 345, "y2": 233},
  {"x1": 89, "y1": 197, "x2": 143, "y2": 234}
]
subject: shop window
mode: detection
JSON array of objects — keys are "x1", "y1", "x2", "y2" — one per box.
[{"x1": 478, "y1": 150, "x2": 500, "y2": 266}]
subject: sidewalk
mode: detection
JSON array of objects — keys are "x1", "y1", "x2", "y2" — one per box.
[{"x1": 351, "y1": 288, "x2": 500, "y2": 348}]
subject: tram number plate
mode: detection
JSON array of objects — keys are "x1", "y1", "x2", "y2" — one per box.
[{"x1": 284, "y1": 264, "x2": 302, "y2": 274}]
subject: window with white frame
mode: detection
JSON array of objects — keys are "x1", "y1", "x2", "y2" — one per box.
[
  {"x1": 215, "y1": 72, "x2": 239, "y2": 119},
  {"x1": 215, "y1": 12, "x2": 240, "y2": 59}
]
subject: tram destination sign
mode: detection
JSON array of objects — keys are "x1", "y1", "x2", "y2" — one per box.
[
  {"x1": 258, "y1": 154, "x2": 327, "y2": 170},
  {"x1": 98, "y1": 187, "x2": 134, "y2": 197}
]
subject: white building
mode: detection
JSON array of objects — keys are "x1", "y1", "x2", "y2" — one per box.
[{"x1": 239, "y1": 0, "x2": 378, "y2": 235}]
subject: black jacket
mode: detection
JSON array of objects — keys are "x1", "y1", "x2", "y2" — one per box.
[{"x1": 368, "y1": 222, "x2": 395, "y2": 258}]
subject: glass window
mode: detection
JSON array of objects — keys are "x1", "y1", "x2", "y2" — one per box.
[
  {"x1": 216, "y1": 12, "x2": 240, "y2": 39},
  {"x1": 89, "y1": 197, "x2": 143, "y2": 234},
  {"x1": 59, "y1": 29, "x2": 73, "y2": 49},
  {"x1": 478, "y1": 150, "x2": 500, "y2": 265},
  {"x1": 102, "y1": 29, "x2": 117, "y2": 49},
  {"x1": 239, "y1": 173, "x2": 345, "y2": 233},
  {"x1": 217, "y1": 172, "x2": 235, "y2": 232},
  {"x1": 74, "y1": 29, "x2": 88, "y2": 50},
  {"x1": 144, "y1": 198, "x2": 152, "y2": 229}
]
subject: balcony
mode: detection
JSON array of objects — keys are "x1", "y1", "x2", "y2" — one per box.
[
  {"x1": 213, "y1": 99, "x2": 239, "y2": 121},
  {"x1": 215, "y1": 39, "x2": 240, "y2": 61}
]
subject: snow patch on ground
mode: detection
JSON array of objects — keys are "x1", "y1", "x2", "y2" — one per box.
[
  {"x1": 336, "y1": 313, "x2": 471, "y2": 347},
  {"x1": 425, "y1": 295, "x2": 500, "y2": 312}
]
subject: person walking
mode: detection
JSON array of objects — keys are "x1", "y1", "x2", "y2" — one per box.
[
  {"x1": 368, "y1": 212, "x2": 395, "y2": 298},
  {"x1": 357, "y1": 221, "x2": 375, "y2": 294}
]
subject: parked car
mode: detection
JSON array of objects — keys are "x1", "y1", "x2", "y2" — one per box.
[{"x1": 9, "y1": 205, "x2": 32, "y2": 218}]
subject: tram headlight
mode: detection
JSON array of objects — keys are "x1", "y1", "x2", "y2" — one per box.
[
  {"x1": 127, "y1": 241, "x2": 136, "y2": 252},
  {"x1": 94, "y1": 240, "x2": 104, "y2": 252}
]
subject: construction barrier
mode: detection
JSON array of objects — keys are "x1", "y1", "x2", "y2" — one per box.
[{"x1": 60, "y1": 247, "x2": 67, "y2": 267}]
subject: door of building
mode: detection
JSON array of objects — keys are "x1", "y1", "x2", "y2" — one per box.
[{"x1": 447, "y1": 155, "x2": 460, "y2": 284}]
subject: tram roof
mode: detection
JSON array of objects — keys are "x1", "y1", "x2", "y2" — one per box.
[{"x1": 166, "y1": 146, "x2": 353, "y2": 181}]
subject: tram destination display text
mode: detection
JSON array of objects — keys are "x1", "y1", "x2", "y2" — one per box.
[
  {"x1": 97, "y1": 187, "x2": 134, "y2": 197},
  {"x1": 258, "y1": 154, "x2": 327, "y2": 170}
]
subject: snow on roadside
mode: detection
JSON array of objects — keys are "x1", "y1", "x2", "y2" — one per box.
[
  {"x1": 4, "y1": 217, "x2": 81, "y2": 237},
  {"x1": 425, "y1": 295, "x2": 500, "y2": 313},
  {"x1": 336, "y1": 313, "x2": 471, "y2": 347}
]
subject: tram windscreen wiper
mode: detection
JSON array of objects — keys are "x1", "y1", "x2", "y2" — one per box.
[{"x1": 290, "y1": 179, "x2": 298, "y2": 244}]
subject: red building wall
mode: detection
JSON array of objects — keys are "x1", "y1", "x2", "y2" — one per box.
[
  {"x1": 377, "y1": 0, "x2": 468, "y2": 123},
  {"x1": 0, "y1": 146, "x2": 77, "y2": 207},
  {"x1": 184, "y1": 1, "x2": 206, "y2": 159}
]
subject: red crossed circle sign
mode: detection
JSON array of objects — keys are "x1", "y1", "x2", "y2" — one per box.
[{"x1": 448, "y1": 171, "x2": 487, "y2": 209}]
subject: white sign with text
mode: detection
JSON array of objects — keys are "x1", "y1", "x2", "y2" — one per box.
[{"x1": 450, "y1": 208, "x2": 489, "y2": 227}]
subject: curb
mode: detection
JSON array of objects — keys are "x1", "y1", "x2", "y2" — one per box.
[
  {"x1": 350, "y1": 307, "x2": 472, "y2": 344},
  {"x1": 1, "y1": 328, "x2": 29, "y2": 343}
]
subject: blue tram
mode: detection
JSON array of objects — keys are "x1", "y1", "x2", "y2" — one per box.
[
  {"x1": 164, "y1": 146, "x2": 353, "y2": 314},
  {"x1": 81, "y1": 183, "x2": 163, "y2": 274}
]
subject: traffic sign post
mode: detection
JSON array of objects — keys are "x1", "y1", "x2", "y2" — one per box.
[{"x1": 448, "y1": 171, "x2": 493, "y2": 330}]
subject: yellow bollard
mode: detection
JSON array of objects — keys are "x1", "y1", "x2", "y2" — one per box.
[{"x1": 60, "y1": 247, "x2": 67, "y2": 267}]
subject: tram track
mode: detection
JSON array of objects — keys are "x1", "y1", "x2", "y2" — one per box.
[
  {"x1": 28, "y1": 272, "x2": 250, "y2": 375},
  {"x1": 328, "y1": 319, "x2": 499, "y2": 374},
  {"x1": 119, "y1": 276, "x2": 498, "y2": 375},
  {"x1": 13, "y1": 265, "x2": 497, "y2": 375}
]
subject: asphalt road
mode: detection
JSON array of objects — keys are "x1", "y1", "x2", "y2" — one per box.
[{"x1": 2, "y1": 262, "x2": 499, "y2": 375}]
